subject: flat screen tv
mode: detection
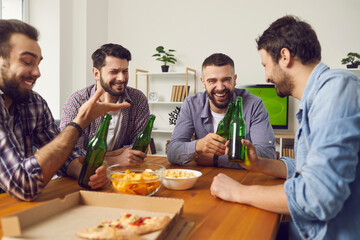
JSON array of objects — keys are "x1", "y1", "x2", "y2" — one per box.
[{"x1": 237, "y1": 84, "x2": 289, "y2": 129}]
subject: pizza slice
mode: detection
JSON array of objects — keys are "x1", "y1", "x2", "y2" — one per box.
[{"x1": 77, "y1": 212, "x2": 171, "y2": 240}]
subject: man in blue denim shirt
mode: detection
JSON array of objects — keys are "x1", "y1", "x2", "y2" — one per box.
[{"x1": 210, "y1": 15, "x2": 360, "y2": 239}]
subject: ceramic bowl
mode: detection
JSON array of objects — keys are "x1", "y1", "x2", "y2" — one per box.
[{"x1": 163, "y1": 169, "x2": 202, "y2": 190}]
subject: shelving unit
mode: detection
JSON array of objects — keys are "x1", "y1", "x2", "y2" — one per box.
[
  {"x1": 275, "y1": 133, "x2": 295, "y2": 158},
  {"x1": 135, "y1": 68, "x2": 197, "y2": 156}
]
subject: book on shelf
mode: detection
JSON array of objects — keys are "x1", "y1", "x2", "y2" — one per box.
[{"x1": 170, "y1": 85, "x2": 190, "y2": 102}]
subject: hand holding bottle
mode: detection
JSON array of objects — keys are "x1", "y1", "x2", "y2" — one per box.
[{"x1": 195, "y1": 133, "x2": 227, "y2": 156}]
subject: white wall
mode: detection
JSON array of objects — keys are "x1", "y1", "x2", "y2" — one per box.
[{"x1": 28, "y1": 0, "x2": 360, "y2": 133}]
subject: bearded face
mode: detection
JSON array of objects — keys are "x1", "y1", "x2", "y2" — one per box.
[{"x1": 1, "y1": 60, "x2": 34, "y2": 103}]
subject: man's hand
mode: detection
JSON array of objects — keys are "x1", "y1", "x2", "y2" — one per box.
[
  {"x1": 87, "y1": 163, "x2": 109, "y2": 189},
  {"x1": 210, "y1": 173, "x2": 243, "y2": 203},
  {"x1": 105, "y1": 147, "x2": 146, "y2": 166},
  {"x1": 224, "y1": 139, "x2": 261, "y2": 171},
  {"x1": 195, "y1": 133, "x2": 227, "y2": 156},
  {"x1": 73, "y1": 87, "x2": 130, "y2": 129}
]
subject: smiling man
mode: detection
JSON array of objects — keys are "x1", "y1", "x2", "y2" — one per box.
[
  {"x1": 167, "y1": 53, "x2": 276, "y2": 168},
  {"x1": 0, "y1": 20, "x2": 130, "y2": 201},
  {"x1": 60, "y1": 44, "x2": 150, "y2": 166}
]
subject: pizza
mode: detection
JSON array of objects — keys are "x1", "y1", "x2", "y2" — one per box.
[{"x1": 76, "y1": 212, "x2": 171, "y2": 239}]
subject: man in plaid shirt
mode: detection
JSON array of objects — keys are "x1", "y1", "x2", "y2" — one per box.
[
  {"x1": 0, "y1": 20, "x2": 130, "y2": 201},
  {"x1": 60, "y1": 44, "x2": 150, "y2": 166}
]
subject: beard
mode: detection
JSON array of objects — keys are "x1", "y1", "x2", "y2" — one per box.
[
  {"x1": 99, "y1": 73, "x2": 126, "y2": 97},
  {"x1": 1, "y1": 61, "x2": 33, "y2": 103},
  {"x1": 207, "y1": 88, "x2": 233, "y2": 109},
  {"x1": 271, "y1": 65, "x2": 294, "y2": 98}
]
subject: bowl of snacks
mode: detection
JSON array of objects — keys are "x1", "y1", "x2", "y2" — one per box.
[
  {"x1": 107, "y1": 163, "x2": 165, "y2": 196},
  {"x1": 163, "y1": 169, "x2": 202, "y2": 190}
]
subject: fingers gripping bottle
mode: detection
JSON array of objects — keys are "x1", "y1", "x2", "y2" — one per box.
[
  {"x1": 78, "y1": 114, "x2": 111, "y2": 188},
  {"x1": 228, "y1": 97, "x2": 246, "y2": 162}
]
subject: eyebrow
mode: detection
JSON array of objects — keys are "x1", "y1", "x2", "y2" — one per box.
[{"x1": 21, "y1": 51, "x2": 43, "y2": 61}]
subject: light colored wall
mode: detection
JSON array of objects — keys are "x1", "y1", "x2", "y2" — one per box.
[{"x1": 28, "y1": 0, "x2": 360, "y2": 133}]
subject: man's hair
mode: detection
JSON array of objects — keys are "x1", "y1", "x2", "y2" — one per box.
[
  {"x1": 0, "y1": 19, "x2": 39, "y2": 59},
  {"x1": 92, "y1": 43, "x2": 131, "y2": 69},
  {"x1": 256, "y1": 15, "x2": 321, "y2": 65},
  {"x1": 202, "y1": 53, "x2": 235, "y2": 71}
]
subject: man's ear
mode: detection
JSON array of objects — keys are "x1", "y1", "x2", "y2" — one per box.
[
  {"x1": 200, "y1": 77, "x2": 206, "y2": 89},
  {"x1": 92, "y1": 67, "x2": 100, "y2": 81},
  {"x1": 279, "y1": 48, "x2": 292, "y2": 67}
]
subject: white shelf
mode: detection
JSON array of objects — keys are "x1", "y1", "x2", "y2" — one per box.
[
  {"x1": 136, "y1": 72, "x2": 195, "y2": 76},
  {"x1": 149, "y1": 101, "x2": 183, "y2": 104},
  {"x1": 153, "y1": 128, "x2": 174, "y2": 133}
]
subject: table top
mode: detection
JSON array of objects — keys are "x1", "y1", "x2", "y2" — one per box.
[{"x1": 0, "y1": 156, "x2": 284, "y2": 240}]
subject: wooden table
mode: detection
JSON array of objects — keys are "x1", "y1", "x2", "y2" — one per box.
[{"x1": 0, "y1": 156, "x2": 284, "y2": 239}]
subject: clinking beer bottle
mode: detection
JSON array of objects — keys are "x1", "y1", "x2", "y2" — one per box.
[
  {"x1": 228, "y1": 96, "x2": 246, "y2": 162},
  {"x1": 132, "y1": 114, "x2": 156, "y2": 153},
  {"x1": 78, "y1": 114, "x2": 111, "y2": 188},
  {"x1": 216, "y1": 101, "x2": 235, "y2": 141}
]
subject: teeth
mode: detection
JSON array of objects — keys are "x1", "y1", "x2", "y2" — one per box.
[{"x1": 24, "y1": 81, "x2": 33, "y2": 86}]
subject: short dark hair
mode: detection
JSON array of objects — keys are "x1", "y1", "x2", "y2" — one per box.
[
  {"x1": 202, "y1": 53, "x2": 235, "y2": 71},
  {"x1": 0, "y1": 19, "x2": 39, "y2": 59},
  {"x1": 256, "y1": 15, "x2": 321, "y2": 65},
  {"x1": 91, "y1": 43, "x2": 131, "y2": 69}
]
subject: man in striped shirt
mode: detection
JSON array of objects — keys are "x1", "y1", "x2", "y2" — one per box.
[
  {"x1": 0, "y1": 20, "x2": 130, "y2": 201},
  {"x1": 60, "y1": 44, "x2": 150, "y2": 167}
]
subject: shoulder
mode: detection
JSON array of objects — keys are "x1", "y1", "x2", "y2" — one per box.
[
  {"x1": 184, "y1": 92, "x2": 207, "y2": 106},
  {"x1": 70, "y1": 85, "x2": 94, "y2": 101},
  {"x1": 126, "y1": 87, "x2": 147, "y2": 99}
]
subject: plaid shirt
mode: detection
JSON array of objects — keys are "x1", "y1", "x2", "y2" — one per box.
[
  {"x1": 0, "y1": 91, "x2": 79, "y2": 201},
  {"x1": 60, "y1": 84, "x2": 150, "y2": 156}
]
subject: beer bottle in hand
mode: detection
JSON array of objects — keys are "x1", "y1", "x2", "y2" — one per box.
[
  {"x1": 132, "y1": 114, "x2": 156, "y2": 153},
  {"x1": 216, "y1": 101, "x2": 234, "y2": 141},
  {"x1": 78, "y1": 114, "x2": 111, "y2": 189},
  {"x1": 228, "y1": 96, "x2": 246, "y2": 162}
]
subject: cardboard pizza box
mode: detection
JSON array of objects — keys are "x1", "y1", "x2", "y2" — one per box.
[{"x1": 1, "y1": 191, "x2": 193, "y2": 240}]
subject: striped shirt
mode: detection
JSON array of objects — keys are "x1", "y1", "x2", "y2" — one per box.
[
  {"x1": 60, "y1": 84, "x2": 150, "y2": 156},
  {"x1": 0, "y1": 91, "x2": 79, "y2": 201}
]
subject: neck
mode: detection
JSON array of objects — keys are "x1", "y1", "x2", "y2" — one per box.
[
  {"x1": 291, "y1": 61, "x2": 319, "y2": 100},
  {"x1": 3, "y1": 94, "x2": 13, "y2": 109}
]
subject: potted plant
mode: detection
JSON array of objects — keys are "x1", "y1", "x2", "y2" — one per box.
[
  {"x1": 341, "y1": 52, "x2": 360, "y2": 69},
  {"x1": 152, "y1": 46, "x2": 177, "y2": 72}
]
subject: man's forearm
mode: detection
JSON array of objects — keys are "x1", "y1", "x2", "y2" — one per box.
[
  {"x1": 257, "y1": 157, "x2": 287, "y2": 179},
  {"x1": 34, "y1": 126, "x2": 81, "y2": 185},
  {"x1": 241, "y1": 184, "x2": 289, "y2": 214},
  {"x1": 105, "y1": 148, "x2": 126, "y2": 157}
]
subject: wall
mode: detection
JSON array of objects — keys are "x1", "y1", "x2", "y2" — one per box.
[{"x1": 29, "y1": 0, "x2": 360, "y2": 133}]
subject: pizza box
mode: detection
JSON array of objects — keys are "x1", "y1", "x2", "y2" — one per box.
[{"x1": 1, "y1": 190, "x2": 194, "y2": 240}]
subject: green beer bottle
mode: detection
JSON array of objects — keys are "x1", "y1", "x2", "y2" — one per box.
[
  {"x1": 216, "y1": 101, "x2": 235, "y2": 141},
  {"x1": 132, "y1": 114, "x2": 156, "y2": 153},
  {"x1": 228, "y1": 96, "x2": 246, "y2": 162},
  {"x1": 78, "y1": 114, "x2": 111, "y2": 188}
]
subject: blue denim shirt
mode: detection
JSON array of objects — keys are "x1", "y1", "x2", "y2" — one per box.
[
  {"x1": 167, "y1": 88, "x2": 276, "y2": 168},
  {"x1": 281, "y1": 63, "x2": 360, "y2": 239}
]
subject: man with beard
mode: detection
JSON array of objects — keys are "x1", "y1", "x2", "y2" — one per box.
[
  {"x1": 210, "y1": 16, "x2": 360, "y2": 239},
  {"x1": 0, "y1": 19, "x2": 130, "y2": 201},
  {"x1": 60, "y1": 44, "x2": 150, "y2": 166},
  {"x1": 167, "y1": 53, "x2": 276, "y2": 168}
]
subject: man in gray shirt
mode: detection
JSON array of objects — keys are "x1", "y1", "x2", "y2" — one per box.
[{"x1": 167, "y1": 53, "x2": 276, "y2": 168}]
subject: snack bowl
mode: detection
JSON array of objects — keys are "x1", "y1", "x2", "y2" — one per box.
[
  {"x1": 107, "y1": 163, "x2": 165, "y2": 196},
  {"x1": 163, "y1": 169, "x2": 202, "y2": 190}
]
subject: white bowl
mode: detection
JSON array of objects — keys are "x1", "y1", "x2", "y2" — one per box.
[{"x1": 163, "y1": 169, "x2": 202, "y2": 190}]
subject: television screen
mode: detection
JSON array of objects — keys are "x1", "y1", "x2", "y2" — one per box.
[{"x1": 237, "y1": 84, "x2": 289, "y2": 129}]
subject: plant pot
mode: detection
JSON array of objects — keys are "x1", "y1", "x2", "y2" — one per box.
[
  {"x1": 161, "y1": 65, "x2": 169, "y2": 72},
  {"x1": 346, "y1": 64, "x2": 359, "y2": 69}
]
